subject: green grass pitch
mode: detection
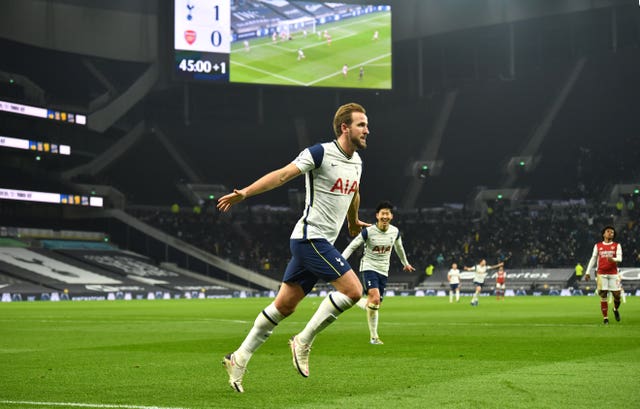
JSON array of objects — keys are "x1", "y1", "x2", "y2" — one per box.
[
  {"x1": 229, "y1": 11, "x2": 391, "y2": 89},
  {"x1": 1, "y1": 296, "x2": 639, "y2": 409}
]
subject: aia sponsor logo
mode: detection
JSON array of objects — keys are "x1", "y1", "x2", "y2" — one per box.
[
  {"x1": 372, "y1": 245, "x2": 391, "y2": 254},
  {"x1": 185, "y1": 30, "x2": 196, "y2": 45},
  {"x1": 330, "y1": 178, "x2": 358, "y2": 195}
]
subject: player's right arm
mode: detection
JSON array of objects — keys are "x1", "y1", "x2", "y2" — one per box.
[
  {"x1": 217, "y1": 163, "x2": 301, "y2": 212},
  {"x1": 346, "y1": 190, "x2": 370, "y2": 236},
  {"x1": 584, "y1": 244, "x2": 598, "y2": 281}
]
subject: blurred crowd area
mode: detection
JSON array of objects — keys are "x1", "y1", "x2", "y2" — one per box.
[{"x1": 131, "y1": 196, "x2": 640, "y2": 280}]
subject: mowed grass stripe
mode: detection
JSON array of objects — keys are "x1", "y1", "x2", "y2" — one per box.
[{"x1": 1, "y1": 297, "x2": 638, "y2": 408}]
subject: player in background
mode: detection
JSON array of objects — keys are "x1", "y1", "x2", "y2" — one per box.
[
  {"x1": 464, "y1": 259, "x2": 503, "y2": 306},
  {"x1": 342, "y1": 201, "x2": 415, "y2": 345},
  {"x1": 218, "y1": 103, "x2": 371, "y2": 393},
  {"x1": 272, "y1": 31, "x2": 277, "y2": 43},
  {"x1": 243, "y1": 40, "x2": 250, "y2": 52},
  {"x1": 495, "y1": 265, "x2": 506, "y2": 300},
  {"x1": 297, "y1": 48, "x2": 306, "y2": 61},
  {"x1": 359, "y1": 66, "x2": 364, "y2": 81},
  {"x1": 584, "y1": 226, "x2": 622, "y2": 324},
  {"x1": 372, "y1": 30, "x2": 379, "y2": 41},
  {"x1": 447, "y1": 262, "x2": 461, "y2": 303},
  {"x1": 618, "y1": 280, "x2": 627, "y2": 304},
  {"x1": 342, "y1": 64, "x2": 348, "y2": 78}
]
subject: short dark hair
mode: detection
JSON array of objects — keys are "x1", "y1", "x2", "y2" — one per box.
[
  {"x1": 376, "y1": 200, "x2": 394, "y2": 213},
  {"x1": 601, "y1": 225, "x2": 616, "y2": 239}
]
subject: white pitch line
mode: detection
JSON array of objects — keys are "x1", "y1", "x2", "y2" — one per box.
[
  {"x1": 305, "y1": 52, "x2": 391, "y2": 86},
  {"x1": 230, "y1": 61, "x2": 307, "y2": 86},
  {"x1": 0, "y1": 400, "x2": 191, "y2": 409}
]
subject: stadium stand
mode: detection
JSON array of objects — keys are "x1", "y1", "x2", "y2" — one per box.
[
  {"x1": 260, "y1": 0, "x2": 311, "y2": 20},
  {"x1": 1, "y1": 1, "x2": 639, "y2": 300},
  {"x1": 0, "y1": 224, "x2": 263, "y2": 300},
  {"x1": 231, "y1": 0, "x2": 283, "y2": 37}
]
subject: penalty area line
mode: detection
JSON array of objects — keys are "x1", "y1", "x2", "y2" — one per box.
[{"x1": 0, "y1": 400, "x2": 192, "y2": 409}]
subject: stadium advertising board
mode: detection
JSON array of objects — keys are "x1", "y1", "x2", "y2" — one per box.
[{"x1": 174, "y1": 0, "x2": 392, "y2": 89}]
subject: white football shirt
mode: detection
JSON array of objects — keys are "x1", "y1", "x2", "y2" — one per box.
[
  {"x1": 342, "y1": 224, "x2": 410, "y2": 277},
  {"x1": 290, "y1": 141, "x2": 362, "y2": 245},
  {"x1": 471, "y1": 264, "x2": 489, "y2": 283},
  {"x1": 448, "y1": 268, "x2": 461, "y2": 284}
]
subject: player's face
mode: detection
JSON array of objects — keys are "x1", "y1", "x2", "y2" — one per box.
[
  {"x1": 345, "y1": 112, "x2": 369, "y2": 150},
  {"x1": 376, "y1": 208, "x2": 393, "y2": 229},
  {"x1": 603, "y1": 228, "x2": 615, "y2": 241}
]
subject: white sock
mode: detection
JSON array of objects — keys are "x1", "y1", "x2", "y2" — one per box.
[
  {"x1": 235, "y1": 302, "x2": 284, "y2": 366},
  {"x1": 367, "y1": 304, "x2": 379, "y2": 339},
  {"x1": 298, "y1": 291, "x2": 355, "y2": 345},
  {"x1": 455, "y1": 290, "x2": 460, "y2": 301},
  {"x1": 449, "y1": 292, "x2": 453, "y2": 303},
  {"x1": 356, "y1": 297, "x2": 368, "y2": 310}
]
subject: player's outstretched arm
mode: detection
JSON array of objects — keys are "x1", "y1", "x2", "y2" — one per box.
[{"x1": 217, "y1": 163, "x2": 301, "y2": 212}]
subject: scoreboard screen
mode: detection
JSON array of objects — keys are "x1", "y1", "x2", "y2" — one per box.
[{"x1": 173, "y1": 0, "x2": 393, "y2": 89}]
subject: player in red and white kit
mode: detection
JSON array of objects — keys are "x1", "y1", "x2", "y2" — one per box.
[
  {"x1": 584, "y1": 226, "x2": 622, "y2": 324},
  {"x1": 495, "y1": 265, "x2": 506, "y2": 300}
]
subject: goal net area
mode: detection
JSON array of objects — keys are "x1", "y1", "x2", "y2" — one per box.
[{"x1": 276, "y1": 16, "x2": 316, "y2": 36}]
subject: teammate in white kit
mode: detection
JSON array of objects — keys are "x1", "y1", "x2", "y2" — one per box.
[
  {"x1": 464, "y1": 259, "x2": 503, "y2": 306},
  {"x1": 218, "y1": 102, "x2": 370, "y2": 393},
  {"x1": 342, "y1": 201, "x2": 415, "y2": 344},
  {"x1": 447, "y1": 263, "x2": 461, "y2": 303}
]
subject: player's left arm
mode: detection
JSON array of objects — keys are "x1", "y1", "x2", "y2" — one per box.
[
  {"x1": 346, "y1": 189, "x2": 370, "y2": 236},
  {"x1": 393, "y1": 235, "x2": 415, "y2": 272}
]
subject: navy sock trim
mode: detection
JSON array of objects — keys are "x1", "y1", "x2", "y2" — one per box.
[
  {"x1": 262, "y1": 310, "x2": 278, "y2": 325},
  {"x1": 328, "y1": 293, "x2": 344, "y2": 313}
]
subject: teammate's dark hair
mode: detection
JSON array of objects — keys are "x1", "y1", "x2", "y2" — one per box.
[
  {"x1": 376, "y1": 201, "x2": 394, "y2": 213},
  {"x1": 601, "y1": 225, "x2": 616, "y2": 239}
]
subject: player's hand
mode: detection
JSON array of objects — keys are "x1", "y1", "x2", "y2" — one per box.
[
  {"x1": 584, "y1": 274, "x2": 590, "y2": 282},
  {"x1": 216, "y1": 189, "x2": 247, "y2": 212},
  {"x1": 348, "y1": 219, "x2": 371, "y2": 237},
  {"x1": 404, "y1": 264, "x2": 416, "y2": 273}
]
